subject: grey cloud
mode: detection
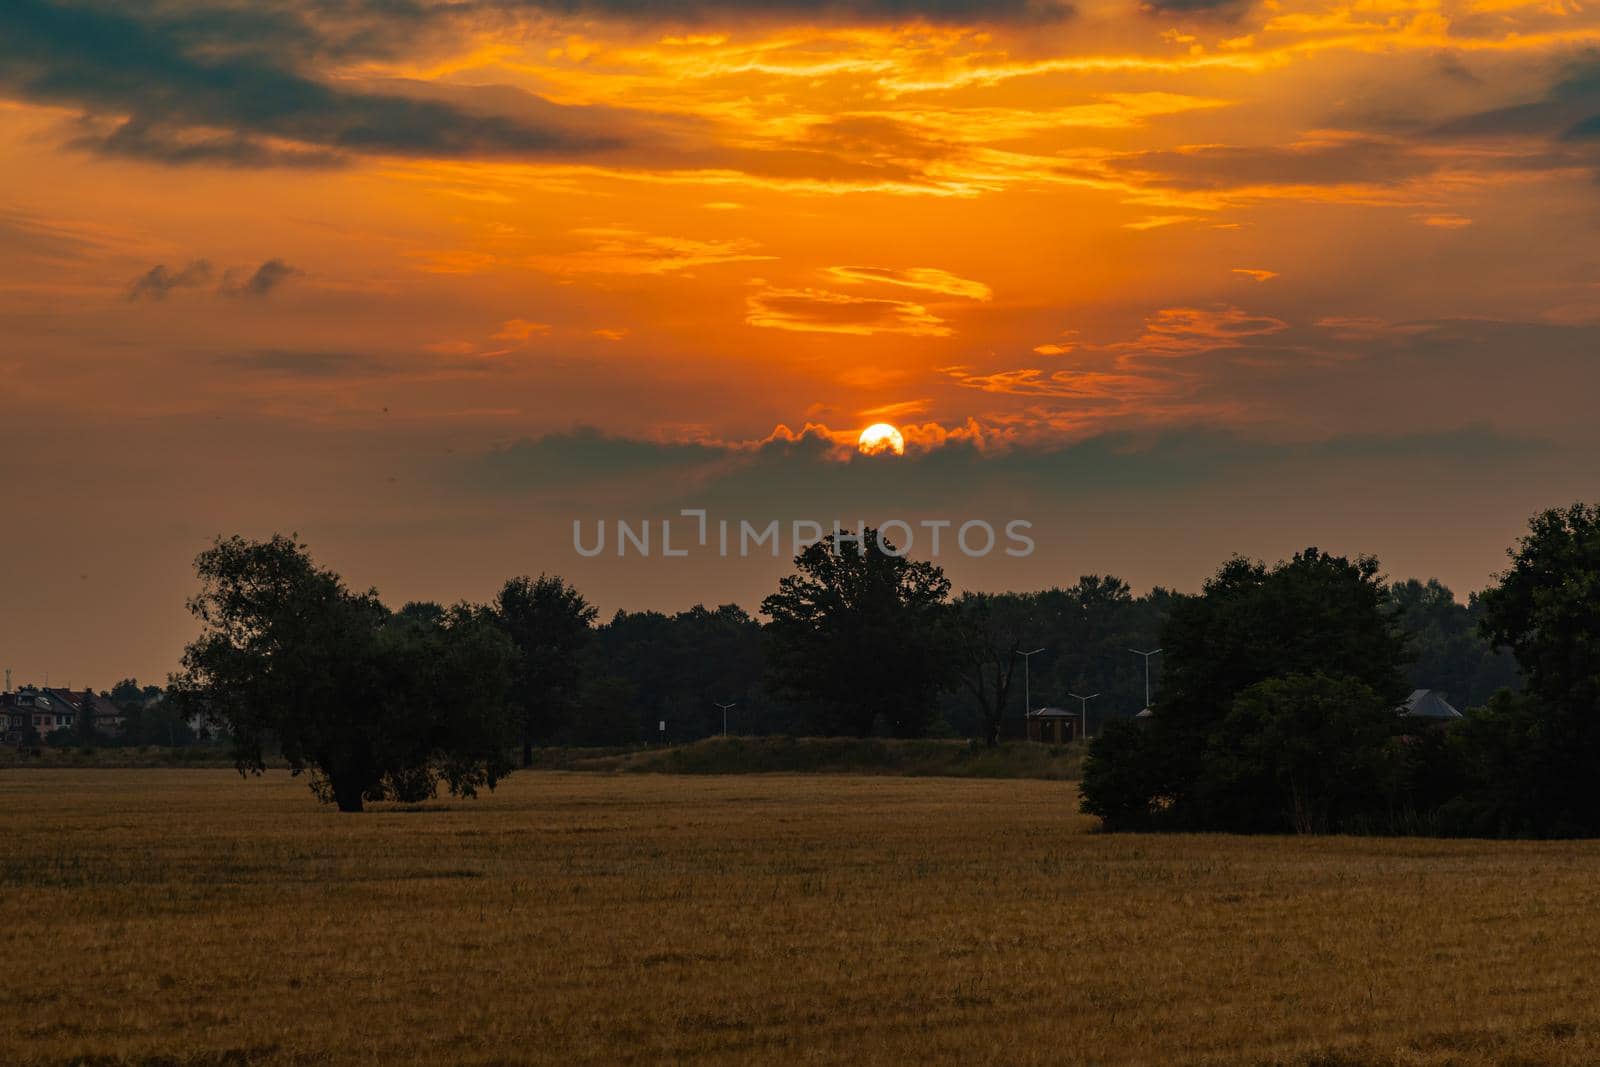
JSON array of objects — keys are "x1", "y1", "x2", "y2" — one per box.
[
  {"x1": 466, "y1": 427, "x2": 730, "y2": 492},
  {"x1": 127, "y1": 259, "x2": 213, "y2": 300},
  {"x1": 332, "y1": 0, "x2": 1074, "y2": 24},
  {"x1": 456, "y1": 424, "x2": 1550, "y2": 511},
  {"x1": 1136, "y1": 0, "x2": 1250, "y2": 17},
  {"x1": 215, "y1": 349, "x2": 388, "y2": 377},
  {"x1": 220, "y1": 259, "x2": 303, "y2": 298},
  {"x1": 0, "y1": 0, "x2": 626, "y2": 167},
  {"x1": 1109, "y1": 137, "x2": 1434, "y2": 191},
  {"x1": 1433, "y1": 59, "x2": 1600, "y2": 141}
]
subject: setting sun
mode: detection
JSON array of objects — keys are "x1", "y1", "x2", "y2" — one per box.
[{"x1": 858, "y1": 423, "x2": 906, "y2": 456}]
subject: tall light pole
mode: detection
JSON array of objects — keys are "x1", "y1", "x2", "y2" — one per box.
[
  {"x1": 1129, "y1": 648, "x2": 1162, "y2": 710},
  {"x1": 715, "y1": 701, "x2": 736, "y2": 737},
  {"x1": 1015, "y1": 647, "x2": 1045, "y2": 721},
  {"x1": 1068, "y1": 692, "x2": 1100, "y2": 742}
]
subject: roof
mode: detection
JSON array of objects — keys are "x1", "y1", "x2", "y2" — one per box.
[
  {"x1": 1135, "y1": 707, "x2": 1155, "y2": 719},
  {"x1": 45, "y1": 689, "x2": 124, "y2": 718},
  {"x1": 1027, "y1": 707, "x2": 1076, "y2": 718},
  {"x1": 1402, "y1": 689, "x2": 1463, "y2": 720}
]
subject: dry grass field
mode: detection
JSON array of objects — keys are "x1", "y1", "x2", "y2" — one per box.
[{"x1": 5, "y1": 770, "x2": 1600, "y2": 1067}]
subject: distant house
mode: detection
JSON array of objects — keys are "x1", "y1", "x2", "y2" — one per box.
[
  {"x1": 1401, "y1": 689, "x2": 1463, "y2": 722},
  {"x1": 1026, "y1": 706, "x2": 1078, "y2": 744},
  {"x1": 49, "y1": 689, "x2": 128, "y2": 738},
  {"x1": 1, "y1": 687, "x2": 73, "y2": 741},
  {"x1": 0, "y1": 686, "x2": 127, "y2": 744}
]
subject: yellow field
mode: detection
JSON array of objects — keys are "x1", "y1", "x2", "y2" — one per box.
[{"x1": 6, "y1": 770, "x2": 1600, "y2": 1066}]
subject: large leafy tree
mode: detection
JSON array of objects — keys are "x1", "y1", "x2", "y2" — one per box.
[
  {"x1": 1469, "y1": 503, "x2": 1600, "y2": 834},
  {"x1": 1082, "y1": 548, "x2": 1411, "y2": 831},
  {"x1": 174, "y1": 535, "x2": 516, "y2": 812},
  {"x1": 1206, "y1": 673, "x2": 1396, "y2": 834},
  {"x1": 761, "y1": 527, "x2": 959, "y2": 738},
  {"x1": 494, "y1": 574, "x2": 597, "y2": 765}
]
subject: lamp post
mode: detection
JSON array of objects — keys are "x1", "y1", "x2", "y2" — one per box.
[
  {"x1": 1015, "y1": 647, "x2": 1045, "y2": 721},
  {"x1": 1068, "y1": 692, "x2": 1100, "y2": 742},
  {"x1": 1129, "y1": 648, "x2": 1162, "y2": 710},
  {"x1": 715, "y1": 701, "x2": 736, "y2": 737}
]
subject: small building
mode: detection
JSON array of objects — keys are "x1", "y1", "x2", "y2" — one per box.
[
  {"x1": 1026, "y1": 707, "x2": 1078, "y2": 744},
  {"x1": 1402, "y1": 689, "x2": 1463, "y2": 722},
  {"x1": 49, "y1": 689, "x2": 127, "y2": 738}
]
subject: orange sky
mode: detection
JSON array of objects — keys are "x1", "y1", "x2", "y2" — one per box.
[{"x1": 2, "y1": 0, "x2": 1599, "y2": 684}]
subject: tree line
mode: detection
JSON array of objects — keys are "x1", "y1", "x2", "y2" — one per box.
[{"x1": 162, "y1": 504, "x2": 1591, "y2": 832}]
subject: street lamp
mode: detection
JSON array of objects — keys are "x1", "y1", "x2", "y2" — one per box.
[
  {"x1": 1068, "y1": 692, "x2": 1100, "y2": 742},
  {"x1": 715, "y1": 701, "x2": 736, "y2": 737},
  {"x1": 1015, "y1": 647, "x2": 1045, "y2": 719},
  {"x1": 1129, "y1": 648, "x2": 1163, "y2": 710}
]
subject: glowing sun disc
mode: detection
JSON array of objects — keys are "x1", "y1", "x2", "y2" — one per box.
[{"x1": 858, "y1": 422, "x2": 906, "y2": 456}]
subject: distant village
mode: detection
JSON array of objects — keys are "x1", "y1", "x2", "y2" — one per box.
[{"x1": 1, "y1": 681, "x2": 210, "y2": 748}]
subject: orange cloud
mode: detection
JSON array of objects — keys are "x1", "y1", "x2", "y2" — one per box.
[
  {"x1": 745, "y1": 287, "x2": 951, "y2": 336},
  {"x1": 534, "y1": 228, "x2": 774, "y2": 275},
  {"x1": 824, "y1": 265, "x2": 993, "y2": 301},
  {"x1": 493, "y1": 318, "x2": 552, "y2": 340}
]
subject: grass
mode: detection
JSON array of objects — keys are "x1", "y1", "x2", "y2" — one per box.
[
  {"x1": 5, "y1": 770, "x2": 1600, "y2": 1065},
  {"x1": 0, "y1": 744, "x2": 239, "y2": 768},
  {"x1": 527, "y1": 735, "x2": 1086, "y2": 778}
]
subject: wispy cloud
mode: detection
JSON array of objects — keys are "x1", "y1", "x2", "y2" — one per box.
[
  {"x1": 745, "y1": 287, "x2": 951, "y2": 336},
  {"x1": 824, "y1": 265, "x2": 993, "y2": 301}
]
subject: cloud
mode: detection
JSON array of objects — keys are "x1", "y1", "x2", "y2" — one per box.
[
  {"x1": 219, "y1": 259, "x2": 302, "y2": 298},
  {"x1": 859, "y1": 398, "x2": 933, "y2": 420},
  {"x1": 745, "y1": 287, "x2": 951, "y2": 336},
  {"x1": 1232, "y1": 268, "x2": 1277, "y2": 282},
  {"x1": 493, "y1": 319, "x2": 552, "y2": 341},
  {"x1": 1109, "y1": 134, "x2": 1434, "y2": 192},
  {"x1": 0, "y1": 0, "x2": 629, "y2": 167},
  {"x1": 1433, "y1": 60, "x2": 1600, "y2": 142},
  {"x1": 465, "y1": 426, "x2": 728, "y2": 493},
  {"x1": 127, "y1": 260, "x2": 212, "y2": 300},
  {"x1": 215, "y1": 349, "x2": 388, "y2": 378},
  {"x1": 1103, "y1": 305, "x2": 1289, "y2": 357},
  {"x1": 0, "y1": 210, "x2": 103, "y2": 263},
  {"x1": 434, "y1": 0, "x2": 1076, "y2": 23},
  {"x1": 948, "y1": 367, "x2": 1156, "y2": 400},
  {"x1": 824, "y1": 265, "x2": 993, "y2": 301},
  {"x1": 535, "y1": 229, "x2": 773, "y2": 276},
  {"x1": 453, "y1": 422, "x2": 1550, "y2": 511},
  {"x1": 1138, "y1": 0, "x2": 1252, "y2": 17}
]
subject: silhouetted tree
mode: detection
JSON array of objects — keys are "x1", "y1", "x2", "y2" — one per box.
[
  {"x1": 1082, "y1": 548, "x2": 1410, "y2": 832},
  {"x1": 174, "y1": 535, "x2": 516, "y2": 811},
  {"x1": 1465, "y1": 503, "x2": 1600, "y2": 834},
  {"x1": 494, "y1": 574, "x2": 597, "y2": 765},
  {"x1": 762, "y1": 528, "x2": 959, "y2": 738},
  {"x1": 1206, "y1": 673, "x2": 1396, "y2": 834}
]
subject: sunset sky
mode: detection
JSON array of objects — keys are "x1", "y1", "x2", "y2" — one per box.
[{"x1": 3, "y1": 0, "x2": 1599, "y2": 684}]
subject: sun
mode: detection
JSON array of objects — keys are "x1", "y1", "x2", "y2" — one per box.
[{"x1": 857, "y1": 422, "x2": 906, "y2": 456}]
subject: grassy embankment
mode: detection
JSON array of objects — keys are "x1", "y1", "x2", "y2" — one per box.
[{"x1": 2, "y1": 736, "x2": 1085, "y2": 778}]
